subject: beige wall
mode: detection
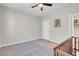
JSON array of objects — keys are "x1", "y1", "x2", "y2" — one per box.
[
  {"x1": 0, "y1": 6, "x2": 41, "y2": 46},
  {"x1": 0, "y1": 7, "x2": 2, "y2": 46},
  {"x1": 42, "y1": 5, "x2": 79, "y2": 43}
]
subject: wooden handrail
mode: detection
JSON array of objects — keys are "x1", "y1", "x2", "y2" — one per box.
[
  {"x1": 54, "y1": 37, "x2": 73, "y2": 49},
  {"x1": 55, "y1": 49, "x2": 72, "y2": 56},
  {"x1": 54, "y1": 36, "x2": 77, "y2": 56}
]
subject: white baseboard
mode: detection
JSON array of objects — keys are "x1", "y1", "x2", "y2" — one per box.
[
  {"x1": 41, "y1": 38, "x2": 58, "y2": 43},
  {"x1": 0, "y1": 38, "x2": 40, "y2": 48}
]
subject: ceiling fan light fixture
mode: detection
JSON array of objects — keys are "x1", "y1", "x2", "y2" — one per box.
[
  {"x1": 31, "y1": 3, "x2": 52, "y2": 11},
  {"x1": 38, "y1": 4, "x2": 43, "y2": 8}
]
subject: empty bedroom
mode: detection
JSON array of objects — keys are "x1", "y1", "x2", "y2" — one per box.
[{"x1": 0, "y1": 3, "x2": 79, "y2": 56}]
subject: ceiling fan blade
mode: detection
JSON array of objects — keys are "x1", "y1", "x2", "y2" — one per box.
[
  {"x1": 43, "y1": 3, "x2": 52, "y2": 6},
  {"x1": 41, "y1": 7, "x2": 43, "y2": 11},
  {"x1": 31, "y1": 4, "x2": 38, "y2": 8}
]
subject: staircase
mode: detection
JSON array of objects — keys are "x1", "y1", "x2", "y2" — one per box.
[{"x1": 54, "y1": 36, "x2": 79, "y2": 56}]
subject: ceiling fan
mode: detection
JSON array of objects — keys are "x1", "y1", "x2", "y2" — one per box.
[{"x1": 31, "y1": 3, "x2": 52, "y2": 11}]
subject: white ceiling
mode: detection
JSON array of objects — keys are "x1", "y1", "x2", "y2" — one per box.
[{"x1": 0, "y1": 3, "x2": 79, "y2": 17}]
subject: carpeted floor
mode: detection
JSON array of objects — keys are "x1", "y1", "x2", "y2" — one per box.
[{"x1": 0, "y1": 39, "x2": 57, "y2": 56}]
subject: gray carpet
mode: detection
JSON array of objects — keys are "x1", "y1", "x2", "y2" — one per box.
[{"x1": 0, "y1": 39, "x2": 57, "y2": 56}]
